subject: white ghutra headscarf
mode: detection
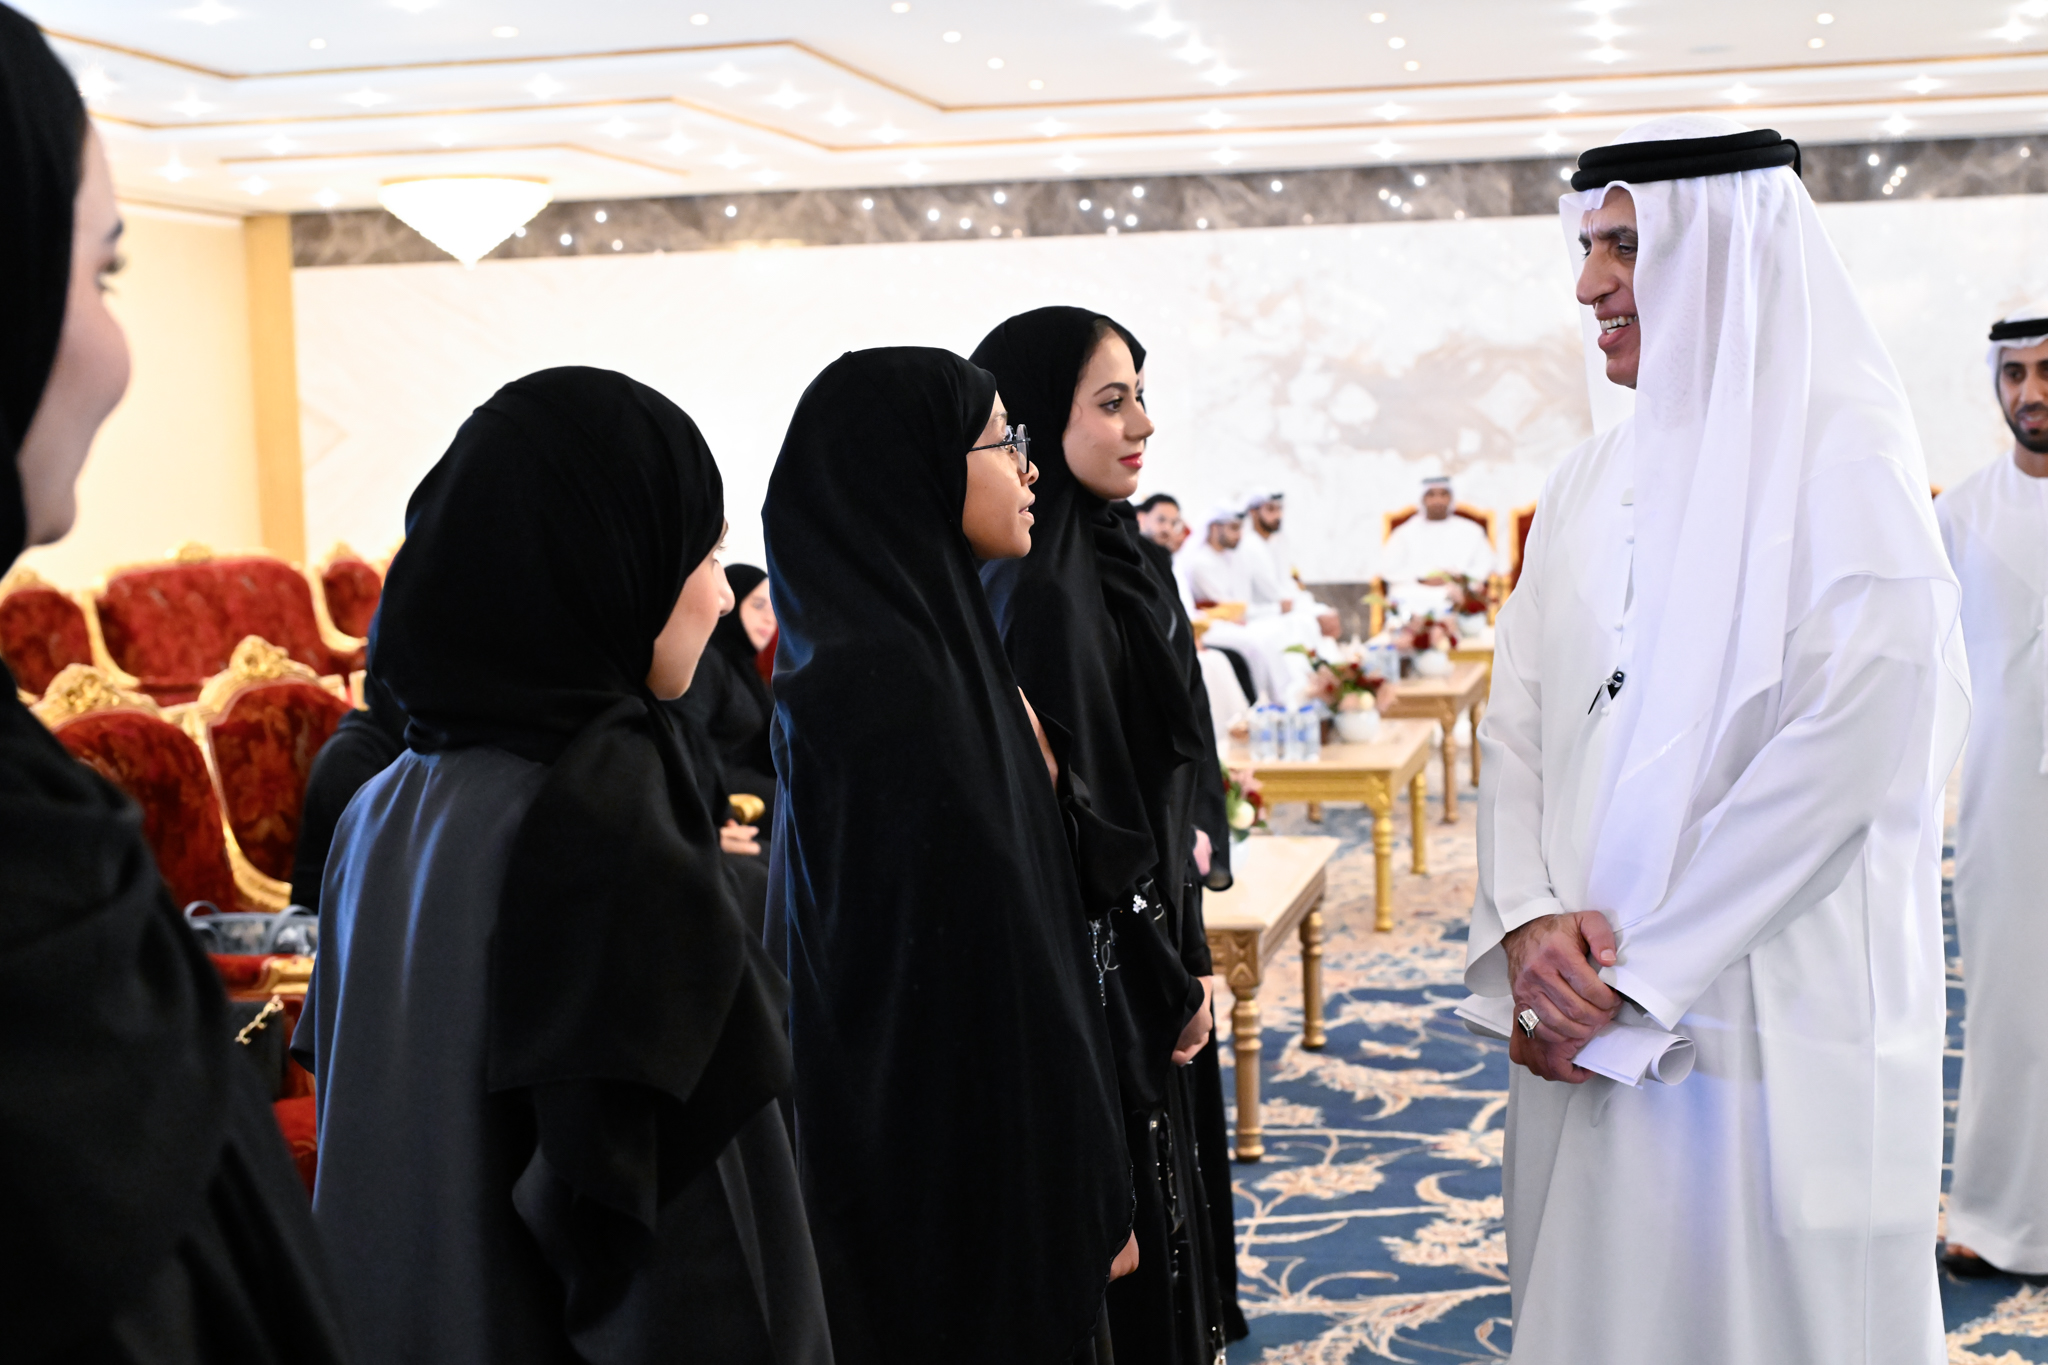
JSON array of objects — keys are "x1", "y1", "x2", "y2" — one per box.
[{"x1": 1561, "y1": 114, "x2": 1968, "y2": 928}]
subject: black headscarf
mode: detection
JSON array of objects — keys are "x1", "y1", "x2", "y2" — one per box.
[
  {"x1": 711, "y1": 561, "x2": 771, "y2": 699},
  {"x1": 288, "y1": 672, "x2": 407, "y2": 914},
  {"x1": 0, "y1": 12, "x2": 348, "y2": 1359},
  {"x1": 372, "y1": 366, "x2": 789, "y2": 1241},
  {"x1": 765, "y1": 347, "x2": 1127, "y2": 1364}
]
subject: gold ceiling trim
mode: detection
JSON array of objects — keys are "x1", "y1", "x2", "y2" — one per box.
[
  {"x1": 218, "y1": 142, "x2": 691, "y2": 178},
  {"x1": 45, "y1": 23, "x2": 2048, "y2": 120},
  {"x1": 90, "y1": 95, "x2": 678, "y2": 132}
]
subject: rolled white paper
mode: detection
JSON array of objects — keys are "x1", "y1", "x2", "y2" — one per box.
[{"x1": 1454, "y1": 994, "x2": 1695, "y2": 1088}]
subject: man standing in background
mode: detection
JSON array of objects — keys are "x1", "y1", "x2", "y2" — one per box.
[
  {"x1": 1937, "y1": 303, "x2": 2048, "y2": 1280},
  {"x1": 1134, "y1": 492, "x2": 1188, "y2": 553}
]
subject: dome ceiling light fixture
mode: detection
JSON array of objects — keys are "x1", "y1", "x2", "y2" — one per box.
[{"x1": 378, "y1": 176, "x2": 552, "y2": 267}]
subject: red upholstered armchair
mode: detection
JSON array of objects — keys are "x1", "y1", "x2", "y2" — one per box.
[
  {"x1": 314, "y1": 542, "x2": 382, "y2": 641},
  {"x1": 1371, "y1": 503, "x2": 1509, "y2": 634},
  {"x1": 210, "y1": 952, "x2": 319, "y2": 1194},
  {"x1": 0, "y1": 566, "x2": 94, "y2": 697},
  {"x1": 94, "y1": 543, "x2": 365, "y2": 704},
  {"x1": 33, "y1": 664, "x2": 287, "y2": 913},
  {"x1": 190, "y1": 637, "x2": 353, "y2": 884}
]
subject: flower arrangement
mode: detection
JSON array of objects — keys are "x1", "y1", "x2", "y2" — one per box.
[
  {"x1": 1223, "y1": 762, "x2": 1267, "y2": 842},
  {"x1": 1433, "y1": 572, "x2": 1490, "y2": 619},
  {"x1": 1286, "y1": 642, "x2": 1388, "y2": 713},
  {"x1": 1391, "y1": 611, "x2": 1458, "y2": 656}
]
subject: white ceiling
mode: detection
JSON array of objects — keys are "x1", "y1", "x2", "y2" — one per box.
[{"x1": 28, "y1": 0, "x2": 2048, "y2": 215}]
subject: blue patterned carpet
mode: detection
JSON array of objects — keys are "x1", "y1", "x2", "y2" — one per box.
[{"x1": 1221, "y1": 770, "x2": 2048, "y2": 1364}]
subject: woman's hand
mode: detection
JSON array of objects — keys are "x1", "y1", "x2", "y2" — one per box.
[
  {"x1": 1171, "y1": 976, "x2": 1220, "y2": 1066},
  {"x1": 1019, "y1": 689, "x2": 1058, "y2": 786},
  {"x1": 719, "y1": 821, "x2": 760, "y2": 856},
  {"x1": 1109, "y1": 1232, "x2": 1140, "y2": 1282},
  {"x1": 1193, "y1": 828, "x2": 1212, "y2": 877}
]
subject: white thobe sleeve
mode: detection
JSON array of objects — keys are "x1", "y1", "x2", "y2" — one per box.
[
  {"x1": 1465, "y1": 515, "x2": 1564, "y2": 996},
  {"x1": 1607, "y1": 573, "x2": 1944, "y2": 1029}
]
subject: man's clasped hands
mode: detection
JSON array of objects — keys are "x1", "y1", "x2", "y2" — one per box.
[{"x1": 1501, "y1": 911, "x2": 1622, "y2": 1084}]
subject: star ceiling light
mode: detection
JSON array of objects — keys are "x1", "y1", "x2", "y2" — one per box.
[
  {"x1": 523, "y1": 74, "x2": 564, "y2": 99},
  {"x1": 1031, "y1": 117, "x2": 1072, "y2": 137},
  {"x1": 751, "y1": 168, "x2": 785, "y2": 185},
  {"x1": 342, "y1": 88, "x2": 392, "y2": 107},
  {"x1": 1210, "y1": 146, "x2": 1242, "y2": 165},
  {"x1": 1201, "y1": 62, "x2": 1241, "y2": 85},
  {"x1": 1722, "y1": 82, "x2": 1759, "y2": 103},
  {"x1": 261, "y1": 134, "x2": 299, "y2": 155},
  {"x1": 1903, "y1": 76, "x2": 1941, "y2": 95},
  {"x1": 1587, "y1": 45, "x2": 1626, "y2": 63},
  {"x1": 390, "y1": 0, "x2": 437, "y2": 12},
  {"x1": 169, "y1": 91, "x2": 216, "y2": 117},
  {"x1": 1370, "y1": 139, "x2": 1401, "y2": 159},
  {"x1": 315, "y1": 189, "x2": 340, "y2": 208},
  {"x1": 1173, "y1": 34, "x2": 1212, "y2": 64},
  {"x1": 1544, "y1": 93, "x2": 1582, "y2": 113},
  {"x1": 711, "y1": 145, "x2": 754, "y2": 168},
  {"x1": 599, "y1": 117, "x2": 635, "y2": 138},
  {"x1": 706, "y1": 64, "x2": 749, "y2": 88},
  {"x1": 1881, "y1": 114, "x2": 1913, "y2": 136},
  {"x1": 871, "y1": 121, "x2": 906, "y2": 143},
  {"x1": 177, "y1": 0, "x2": 237, "y2": 23},
  {"x1": 1536, "y1": 130, "x2": 1567, "y2": 153},
  {"x1": 1052, "y1": 153, "x2": 1085, "y2": 172},
  {"x1": 380, "y1": 176, "x2": 552, "y2": 267},
  {"x1": 1372, "y1": 102, "x2": 1407, "y2": 121},
  {"x1": 765, "y1": 83, "x2": 809, "y2": 109},
  {"x1": 241, "y1": 175, "x2": 270, "y2": 195},
  {"x1": 899, "y1": 159, "x2": 932, "y2": 177},
  {"x1": 1994, "y1": 18, "x2": 2032, "y2": 41},
  {"x1": 1196, "y1": 109, "x2": 1232, "y2": 129},
  {"x1": 76, "y1": 64, "x2": 117, "y2": 101},
  {"x1": 1138, "y1": 10, "x2": 1185, "y2": 39},
  {"x1": 661, "y1": 131, "x2": 696, "y2": 154},
  {"x1": 822, "y1": 103, "x2": 858, "y2": 127},
  {"x1": 155, "y1": 152, "x2": 194, "y2": 182}
]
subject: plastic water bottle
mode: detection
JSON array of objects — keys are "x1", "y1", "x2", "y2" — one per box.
[
  {"x1": 1281, "y1": 704, "x2": 1305, "y2": 762},
  {"x1": 1297, "y1": 704, "x2": 1322, "y2": 762},
  {"x1": 1250, "y1": 704, "x2": 1279, "y2": 762}
]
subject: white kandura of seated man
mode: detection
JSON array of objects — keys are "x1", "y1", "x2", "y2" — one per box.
[
  {"x1": 1175, "y1": 503, "x2": 1315, "y2": 702},
  {"x1": 1380, "y1": 475, "x2": 1496, "y2": 619},
  {"x1": 1238, "y1": 490, "x2": 1341, "y2": 640}
]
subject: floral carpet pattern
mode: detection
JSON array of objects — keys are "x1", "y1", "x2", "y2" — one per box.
[{"x1": 1221, "y1": 759, "x2": 2047, "y2": 1364}]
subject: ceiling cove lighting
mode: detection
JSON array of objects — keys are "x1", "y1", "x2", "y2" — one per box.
[{"x1": 380, "y1": 177, "x2": 552, "y2": 267}]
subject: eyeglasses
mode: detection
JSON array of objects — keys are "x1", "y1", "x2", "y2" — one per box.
[{"x1": 967, "y1": 424, "x2": 1030, "y2": 481}]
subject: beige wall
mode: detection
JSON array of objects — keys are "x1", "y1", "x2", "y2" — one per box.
[{"x1": 18, "y1": 201, "x2": 265, "y2": 589}]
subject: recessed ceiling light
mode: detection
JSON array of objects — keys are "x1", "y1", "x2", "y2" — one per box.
[
  {"x1": 1373, "y1": 101, "x2": 1407, "y2": 120},
  {"x1": 390, "y1": 0, "x2": 437, "y2": 13},
  {"x1": 156, "y1": 152, "x2": 194, "y2": 182},
  {"x1": 1079, "y1": 199, "x2": 1092, "y2": 210},
  {"x1": 308, "y1": 37, "x2": 326, "y2": 49},
  {"x1": 765, "y1": 83, "x2": 808, "y2": 108},
  {"x1": 493, "y1": 26, "x2": 518, "y2": 38},
  {"x1": 1131, "y1": 185, "x2": 1144, "y2": 197},
  {"x1": 861, "y1": 197, "x2": 875, "y2": 209},
  {"x1": 560, "y1": 233, "x2": 573, "y2": 246},
  {"x1": 899, "y1": 159, "x2": 931, "y2": 177},
  {"x1": 1369, "y1": 11, "x2": 1386, "y2": 20},
  {"x1": 1903, "y1": 76, "x2": 1941, "y2": 95},
  {"x1": 1403, "y1": 60, "x2": 1420, "y2": 70},
  {"x1": 1173, "y1": 35, "x2": 1212, "y2": 63},
  {"x1": 1815, "y1": 11, "x2": 1833, "y2": 22},
  {"x1": 1197, "y1": 217, "x2": 1210, "y2": 228},
  {"x1": 1808, "y1": 37, "x2": 1825, "y2": 48},
  {"x1": 871, "y1": 121, "x2": 906, "y2": 142},
  {"x1": 823, "y1": 103, "x2": 857, "y2": 126},
  {"x1": 1202, "y1": 62, "x2": 1241, "y2": 84},
  {"x1": 724, "y1": 204, "x2": 737, "y2": 217},
  {"x1": 611, "y1": 239, "x2": 623, "y2": 250},
  {"x1": 1031, "y1": 117, "x2": 1071, "y2": 137},
  {"x1": 994, "y1": 190, "x2": 1008, "y2": 202},
  {"x1": 594, "y1": 209, "x2": 608, "y2": 222},
  {"x1": 1053, "y1": 154, "x2": 1084, "y2": 172},
  {"x1": 1372, "y1": 139, "x2": 1401, "y2": 159},
  {"x1": 170, "y1": 91, "x2": 216, "y2": 117},
  {"x1": 1387, "y1": 35, "x2": 1406, "y2": 48},
  {"x1": 1587, "y1": 46, "x2": 1625, "y2": 63},
  {"x1": 1270, "y1": 179, "x2": 1284, "y2": 192},
  {"x1": 1723, "y1": 82, "x2": 1759, "y2": 103},
  {"x1": 1413, "y1": 172, "x2": 1427, "y2": 185},
  {"x1": 1867, "y1": 152, "x2": 1881, "y2": 165},
  {"x1": 959, "y1": 216, "x2": 972, "y2": 229},
  {"x1": 342, "y1": 88, "x2": 392, "y2": 107},
  {"x1": 711, "y1": 146, "x2": 753, "y2": 168},
  {"x1": 1210, "y1": 147, "x2": 1242, "y2": 165},
  {"x1": 1138, "y1": 11, "x2": 1185, "y2": 39},
  {"x1": 241, "y1": 175, "x2": 270, "y2": 195},
  {"x1": 524, "y1": 74, "x2": 564, "y2": 98},
  {"x1": 1124, "y1": 213, "x2": 1137, "y2": 226},
  {"x1": 1197, "y1": 109, "x2": 1232, "y2": 128},
  {"x1": 315, "y1": 188, "x2": 339, "y2": 208},
  {"x1": 1028, "y1": 79, "x2": 1044, "y2": 89},
  {"x1": 691, "y1": 12, "x2": 710, "y2": 23},
  {"x1": 1544, "y1": 92, "x2": 1581, "y2": 112},
  {"x1": 942, "y1": 30, "x2": 961, "y2": 42},
  {"x1": 76, "y1": 65, "x2": 117, "y2": 101},
  {"x1": 599, "y1": 117, "x2": 635, "y2": 138},
  {"x1": 177, "y1": 0, "x2": 237, "y2": 23},
  {"x1": 987, "y1": 56, "x2": 1004, "y2": 68},
  {"x1": 892, "y1": 2, "x2": 910, "y2": 10},
  {"x1": 261, "y1": 134, "x2": 297, "y2": 154}
]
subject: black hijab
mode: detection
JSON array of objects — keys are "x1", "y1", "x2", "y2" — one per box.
[
  {"x1": 765, "y1": 347, "x2": 1127, "y2": 1364},
  {"x1": 0, "y1": 12, "x2": 344, "y2": 1357},
  {"x1": 372, "y1": 366, "x2": 788, "y2": 1237},
  {"x1": 712, "y1": 561, "x2": 771, "y2": 700},
  {"x1": 975, "y1": 308, "x2": 1208, "y2": 915}
]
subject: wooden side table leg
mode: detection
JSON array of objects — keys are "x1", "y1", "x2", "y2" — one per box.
[
  {"x1": 1299, "y1": 900, "x2": 1326, "y2": 1051},
  {"x1": 1230, "y1": 986, "x2": 1264, "y2": 1161},
  {"x1": 1410, "y1": 771, "x2": 1429, "y2": 875},
  {"x1": 1469, "y1": 700, "x2": 1485, "y2": 788},
  {"x1": 1306, "y1": 799, "x2": 1324, "y2": 823},
  {"x1": 1440, "y1": 713, "x2": 1459, "y2": 823},
  {"x1": 1372, "y1": 796, "x2": 1395, "y2": 932}
]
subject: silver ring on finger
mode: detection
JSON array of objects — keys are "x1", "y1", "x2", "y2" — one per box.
[{"x1": 1517, "y1": 1007, "x2": 1541, "y2": 1038}]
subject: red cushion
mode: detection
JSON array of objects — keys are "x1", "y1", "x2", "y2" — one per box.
[
  {"x1": 96, "y1": 557, "x2": 365, "y2": 703},
  {"x1": 56, "y1": 709, "x2": 240, "y2": 910},
  {"x1": 272, "y1": 1095, "x2": 318, "y2": 1196},
  {"x1": 320, "y1": 557, "x2": 382, "y2": 639},
  {"x1": 209, "y1": 681, "x2": 351, "y2": 881},
  {"x1": 756, "y1": 627, "x2": 776, "y2": 686},
  {"x1": 0, "y1": 585, "x2": 92, "y2": 696}
]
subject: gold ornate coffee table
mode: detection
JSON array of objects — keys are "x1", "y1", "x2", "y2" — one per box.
[
  {"x1": 1228, "y1": 717, "x2": 1433, "y2": 934},
  {"x1": 1204, "y1": 834, "x2": 1341, "y2": 1161},
  {"x1": 1382, "y1": 660, "x2": 1491, "y2": 824}
]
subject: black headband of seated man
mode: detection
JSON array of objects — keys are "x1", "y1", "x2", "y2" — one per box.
[
  {"x1": 1989, "y1": 317, "x2": 2048, "y2": 343},
  {"x1": 1570, "y1": 128, "x2": 1801, "y2": 192}
]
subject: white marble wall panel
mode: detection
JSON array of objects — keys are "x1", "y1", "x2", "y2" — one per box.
[{"x1": 293, "y1": 192, "x2": 2048, "y2": 581}]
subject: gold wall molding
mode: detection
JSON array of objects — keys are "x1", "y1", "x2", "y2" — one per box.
[{"x1": 244, "y1": 217, "x2": 305, "y2": 565}]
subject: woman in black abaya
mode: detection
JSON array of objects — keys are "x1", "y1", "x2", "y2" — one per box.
[
  {"x1": 976, "y1": 307, "x2": 1247, "y2": 1359},
  {"x1": 677, "y1": 562, "x2": 778, "y2": 818},
  {"x1": 765, "y1": 347, "x2": 1131, "y2": 1363},
  {"x1": 300, "y1": 366, "x2": 828, "y2": 1363},
  {"x1": 0, "y1": 7, "x2": 351, "y2": 1360}
]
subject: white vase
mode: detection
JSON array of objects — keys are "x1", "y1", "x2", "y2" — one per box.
[
  {"x1": 1332, "y1": 708, "x2": 1381, "y2": 743},
  {"x1": 1456, "y1": 611, "x2": 1487, "y2": 638},
  {"x1": 1415, "y1": 648, "x2": 1454, "y2": 677}
]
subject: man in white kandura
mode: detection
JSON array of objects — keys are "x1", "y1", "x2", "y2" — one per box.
[
  {"x1": 1239, "y1": 491, "x2": 1342, "y2": 640},
  {"x1": 1467, "y1": 116, "x2": 1967, "y2": 1364},
  {"x1": 1379, "y1": 475, "x2": 1496, "y2": 619},
  {"x1": 1936, "y1": 303, "x2": 2048, "y2": 1280}
]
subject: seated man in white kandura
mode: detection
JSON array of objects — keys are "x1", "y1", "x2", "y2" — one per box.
[
  {"x1": 1379, "y1": 475, "x2": 1495, "y2": 620},
  {"x1": 1468, "y1": 116, "x2": 1967, "y2": 1364},
  {"x1": 1937, "y1": 303, "x2": 2048, "y2": 1280}
]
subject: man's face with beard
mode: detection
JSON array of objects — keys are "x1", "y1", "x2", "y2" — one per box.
[{"x1": 1999, "y1": 337, "x2": 2048, "y2": 454}]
